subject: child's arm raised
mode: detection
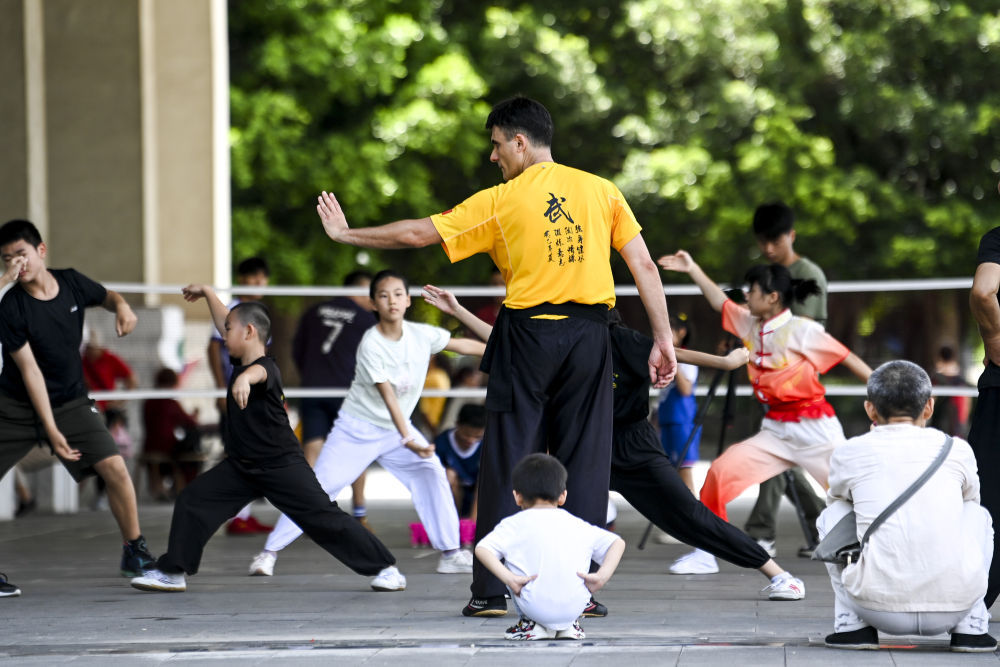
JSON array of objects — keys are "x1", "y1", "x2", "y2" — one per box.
[
  {"x1": 422, "y1": 285, "x2": 493, "y2": 342},
  {"x1": 577, "y1": 537, "x2": 625, "y2": 594},
  {"x1": 474, "y1": 545, "x2": 536, "y2": 597},
  {"x1": 657, "y1": 251, "x2": 729, "y2": 313},
  {"x1": 231, "y1": 363, "x2": 267, "y2": 409},
  {"x1": 181, "y1": 284, "x2": 230, "y2": 337},
  {"x1": 839, "y1": 351, "x2": 873, "y2": 383},
  {"x1": 444, "y1": 337, "x2": 487, "y2": 357},
  {"x1": 375, "y1": 382, "x2": 434, "y2": 458},
  {"x1": 676, "y1": 347, "x2": 750, "y2": 372}
]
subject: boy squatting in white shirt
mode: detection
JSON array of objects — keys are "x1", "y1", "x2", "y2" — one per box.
[
  {"x1": 249, "y1": 270, "x2": 487, "y2": 577},
  {"x1": 476, "y1": 453, "x2": 625, "y2": 641}
]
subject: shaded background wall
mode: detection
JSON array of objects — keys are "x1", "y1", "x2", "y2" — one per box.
[{"x1": 0, "y1": 0, "x2": 230, "y2": 304}]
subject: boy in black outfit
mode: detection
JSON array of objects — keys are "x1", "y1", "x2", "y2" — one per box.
[
  {"x1": 0, "y1": 219, "x2": 154, "y2": 589},
  {"x1": 130, "y1": 283, "x2": 404, "y2": 592}
]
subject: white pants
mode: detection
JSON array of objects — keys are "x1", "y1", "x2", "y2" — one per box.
[
  {"x1": 265, "y1": 412, "x2": 460, "y2": 552},
  {"x1": 508, "y1": 585, "x2": 586, "y2": 632},
  {"x1": 701, "y1": 416, "x2": 844, "y2": 521},
  {"x1": 820, "y1": 501, "x2": 992, "y2": 636}
]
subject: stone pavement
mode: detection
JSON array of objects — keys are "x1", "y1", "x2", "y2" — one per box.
[{"x1": 0, "y1": 471, "x2": 997, "y2": 665}]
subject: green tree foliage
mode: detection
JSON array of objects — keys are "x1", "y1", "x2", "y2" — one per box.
[{"x1": 230, "y1": 0, "x2": 1000, "y2": 290}]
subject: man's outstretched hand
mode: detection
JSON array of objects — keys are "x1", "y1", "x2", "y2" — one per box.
[{"x1": 317, "y1": 191, "x2": 349, "y2": 242}]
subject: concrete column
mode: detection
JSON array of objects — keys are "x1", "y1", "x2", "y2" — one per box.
[
  {"x1": 0, "y1": 0, "x2": 29, "y2": 219},
  {"x1": 141, "y1": 0, "x2": 231, "y2": 308}
]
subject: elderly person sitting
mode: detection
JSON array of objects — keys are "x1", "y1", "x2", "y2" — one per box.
[{"x1": 820, "y1": 360, "x2": 995, "y2": 652}]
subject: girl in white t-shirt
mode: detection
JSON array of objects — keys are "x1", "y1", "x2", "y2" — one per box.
[
  {"x1": 476, "y1": 453, "x2": 625, "y2": 641},
  {"x1": 249, "y1": 270, "x2": 487, "y2": 578}
]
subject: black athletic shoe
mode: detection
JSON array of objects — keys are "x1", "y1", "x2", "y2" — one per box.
[
  {"x1": 582, "y1": 597, "x2": 608, "y2": 618},
  {"x1": 0, "y1": 573, "x2": 21, "y2": 598},
  {"x1": 461, "y1": 595, "x2": 508, "y2": 617},
  {"x1": 15, "y1": 498, "x2": 36, "y2": 517},
  {"x1": 951, "y1": 632, "x2": 998, "y2": 653},
  {"x1": 120, "y1": 536, "x2": 156, "y2": 577},
  {"x1": 824, "y1": 626, "x2": 878, "y2": 650}
]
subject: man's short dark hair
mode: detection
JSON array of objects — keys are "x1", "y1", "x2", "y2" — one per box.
[
  {"x1": 752, "y1": 202, "x2": 795, "y2": 241},
  {"x1": 485, "y1": 97, "x2": 554, "y2": 147},
  {"x1": 512, "y1": 453, "x2": 567, "y2": 503},
  {"x1": 867, "y1": 360, "x2": 932, "y2": 420},
  {"x1": 0, "y1": 219, "x2": 43, "y2": 249},
  {"x1": 370, "y1": 269, "x2": 409, "y2": 300},
  {"x1": 231, "y1": 301, "x2": 271, "y2": 343},
  {"x1": 237, "y1": 256, "x2": 270, "y2": 278},
  {"x1": 456, "y1": 404, "x2": 487, "y2": 429},
  {"x1": 343, "y1": 270, "x2": 373, "y2": 287}
]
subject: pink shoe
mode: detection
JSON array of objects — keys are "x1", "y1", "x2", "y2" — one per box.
[
  {"x1": 459, "y1": 519, "x2": 476, "y2": 547},
  {"x1": 409, "y1": 522, "x2": 430, "y2": 547}
]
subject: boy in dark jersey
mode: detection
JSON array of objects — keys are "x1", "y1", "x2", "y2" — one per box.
[
  {"x1": 130, "y1": 284, "x2": 403, "y2": 592},
  {"x1": 0, "y1": 219, "x2": 154, "y2": 588}
]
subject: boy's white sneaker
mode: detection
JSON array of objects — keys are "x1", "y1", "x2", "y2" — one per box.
[
  {"x1": 668, "y1": 548, "x2": 719, "y2": 575},
  {"x1": 437, "y1": 549, "x2": 474, "y2": 574},
  {"x1": 505, "y1": 617, "x2": 556, "y2": 640},
  {"x1": 555, "y1": 619, "x2": 586, "y2": 640},
  {"x1": 130, "y1": 569, "x2": 186, "y2": 592},
  {"x1": 248, "y1": 551, "x2": 275, "y2": 576},
  {"x1": 370, "y1": 566, "x2": 406, "y2": 592},
  {"x1": 762, "y1": 575, "x2": 805, "y2": 601}
]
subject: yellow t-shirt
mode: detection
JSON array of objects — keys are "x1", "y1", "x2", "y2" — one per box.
[{"x1": 430, "y1": 162, "x2": 642, "y2": 309}]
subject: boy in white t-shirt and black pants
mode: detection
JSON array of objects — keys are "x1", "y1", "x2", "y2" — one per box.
[
  {"x1": 476, "y1": 453, "x2": 625, "y2": 641},
  {"x1": 250, "y1": 269, "x2": 486, "y2": 577}
]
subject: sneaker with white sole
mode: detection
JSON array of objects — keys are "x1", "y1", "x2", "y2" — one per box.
[
  {"x1": 505, "y1": 617, "x2": 556, "y2": 640},
  {"x1": 761, "y1": 575, "x2": 805, "y2": 600},
  {"x1": 248, "y1": 551, "x2": 276, "y2": 576},
  {"x1": 370, "y1": 566, "x2": 406, "y2": 591},
  {"x1": 755, "y1": 538, "x2": 777, "y2": 557},
  {"x1": 0, "y1": 573, "x2": 21, "y2": 598},
  {"x1": 669, "y1": 548, "x2": 719, "y2": 574},
  {"x1": 437, "y1": 549, "x2": 474, "y2": 574},
  {"x1": 130, "y1": 569, "x2": 186, "y2": 592},
  {"x1": 556, "y1": 619, "x2": 585, "y2": 640},
  {"x1": 120, "y1": 536, "x2": 157, "y2": 578}
]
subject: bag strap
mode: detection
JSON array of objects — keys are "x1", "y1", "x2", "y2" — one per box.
[{"x1": 860, "y1": 434, "x2": 953, "y2": 549}]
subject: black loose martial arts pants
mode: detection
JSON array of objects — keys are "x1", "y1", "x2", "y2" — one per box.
[
  {"x1": 611, "y1": 420, "x2": 770, "y2": 569},
  {"x1": 471, "y1": 308, "x2": 613, "y2": 599},
  {"x1": 156, "y1": 455, "x2": 395, "y2": 577},
  {"x1": 967, "y1": 386, "x2": 1000, "y2": 607}
]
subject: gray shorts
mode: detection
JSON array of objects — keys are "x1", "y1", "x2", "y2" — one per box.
[{"x1": 0, "y1": 394, "x2": 119, "y2": 482}]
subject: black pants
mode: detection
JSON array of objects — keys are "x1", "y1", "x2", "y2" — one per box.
[
  {"x1": 611, "y1": 420, "x2": 770, "y2": 569},
  {"x1": 472, "y1": 315, "x2": 613, "y2": 598},
  {"x1": 967, "y1": 386, "x2": 1000, "y2": 607},
  {"x1": 156, "y1": 456, "x2": 395, "y2": 576}
]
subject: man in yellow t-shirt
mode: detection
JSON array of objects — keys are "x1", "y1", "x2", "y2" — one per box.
[{"x1": 315, "y1": 96, "x2": 676, "y2": 617}]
